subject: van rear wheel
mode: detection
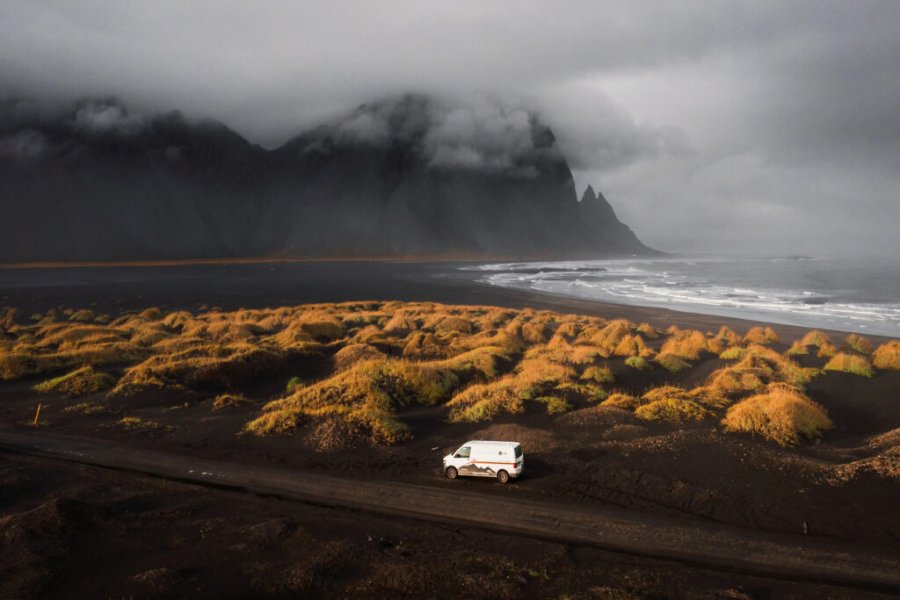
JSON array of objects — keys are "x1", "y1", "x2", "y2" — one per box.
[
  {"x1": 445, "y1": 466, "x2": 458, "y2": 480},
  {"x1": 497, "y1": 470, "x2": 510, "y2": 484}
]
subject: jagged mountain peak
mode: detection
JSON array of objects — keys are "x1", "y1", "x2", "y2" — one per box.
[{"x1": 0, "y1": 95, "x2": 654, "y2": 261}]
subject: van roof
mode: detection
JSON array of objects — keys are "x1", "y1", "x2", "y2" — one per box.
[{"x1": 463, "y1": 440, "x2": 520, "y2": 447}]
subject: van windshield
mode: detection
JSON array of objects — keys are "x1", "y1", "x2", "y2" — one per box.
[{"x1": 514, "y1": 445, "x2": 522, "y2": 458}]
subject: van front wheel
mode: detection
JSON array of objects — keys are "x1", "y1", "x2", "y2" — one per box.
[
  {"x1": 445, "y1": 467, "x2": 458, "y2": 480},
  {"x1": 497, "y1": 470, "x2": 510, "y2": 484}
]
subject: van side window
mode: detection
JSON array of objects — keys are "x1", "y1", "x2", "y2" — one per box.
[
  {"x1": 455, "y1": 446, "x2": 471, "y2": 458},
  {"x1": 514, "y1": 445, "x2": 522, "y2": 458}
]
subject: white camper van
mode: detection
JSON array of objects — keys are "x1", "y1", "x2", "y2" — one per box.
[{"x1": 442, "y1": 440, "x2": 524, "y2": 483}]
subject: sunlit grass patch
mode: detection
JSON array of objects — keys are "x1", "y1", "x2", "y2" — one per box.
[
  {"x1": 534, "y1": 395, "x2": 572, "y2": 415},
  {"x1": 636, "y1": 322, "x2": 660, "y2": 340},
  {"x1": 785, "y1": 341, "x2": 809, "y2": 356},
  {"x1": 799, "y1": 330, "x2": 831, "y2": 348},
  {"x1": 823, "y1": 352, "x2": 876, "y2": 378},
  {"x1": 612, "y1": 334, "x2": 654, "y2": 358},
  {"x1": 721, "y1": 384, "x2": 832, "y2": 446},
  {"x1": 817, "y1": 341, "x2": 838, "y2": 359},
  {"x1": 579, "y1": 319, "x2": 636, "y2": 357},
  {"x1": 634, "y1": 397, "x2": 711, "y2": 422},
  {"x1": 655, "y1": 353, "x2": 692, "y2": 373},
  {"x1": 213, "y1": 393, "x2": 250, "y2": 410},
  {"x1": 743, "y1": 326, "x2": 781, "y2": 345},
  {"x1": 635, "y1": 397, "x2": 711, "y2": 423},
  {"x1": 873, "y1": 340, "x2": 900, "y2": 370},
  {"x1": 446, "y1": 378, "x2": 522, "y2": 423},
  {"x1": 33, "y1": 365, "x2": 115, "y2": 397},
  {"x1": 580, "y1": 365, "x2": 614, "y2": 384},
  {"x1": 600, "y1": 392, "x2": 640, "y2": 410},
  {"x1": 624, "y1": 356, "x2": 650, "y2": 370},
  {"x1": 841, "y1": 334, "x2": 873, "y2": 356},
  {"x1": 118, "y1": 416, "x2": 170, "y2": 433},
  {"x1": 706, "y1": 366, "x2": 766, "y2": 396},
  {"x1": 719, "y1": 347, "x2": 747, "y2": 361},
  {"x1": 708, "y1": 325, "x2": 741, "y2": 354},
  {"x1": 62, "y1": 402, "x2": 107, "y2": 415},
  {"x1": 659, "y1": 329, "x2": 708, "y2": 361}
]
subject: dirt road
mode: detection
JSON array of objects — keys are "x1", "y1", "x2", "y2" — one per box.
[{"x1": 1, "y1": 425, "x2": 898, "y2": 593}]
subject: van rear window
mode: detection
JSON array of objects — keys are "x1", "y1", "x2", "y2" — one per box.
[{"x1": 514, "y1": 445, "x2": 522, "y2": 458}]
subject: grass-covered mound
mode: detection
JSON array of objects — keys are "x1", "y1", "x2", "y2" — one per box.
[
  {"x1": 823, "y1": 352, "x2": 876, "y2": 378},
  {"x1": 873, "y1": 340, "x2": 900, "y2": 371},
  {"x1": 33, "y1": 365, "x2": 115, "y2": 397},
  {"x1": 1, "y1": 301, "x2": 894, "y2": 447},
  {"x1": 721, "y1": 384, "x2": 833, "y2": 446}
]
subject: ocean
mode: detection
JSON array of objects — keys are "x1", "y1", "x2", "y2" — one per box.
[{"x1": 465, "y1": 256, "x2": 900, "y2": 337}]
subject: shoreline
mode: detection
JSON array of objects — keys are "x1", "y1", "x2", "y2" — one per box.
[
  {"x1": 0, "y1": 259, "x2": 894, "y2": 343},
  {"x1": 0, "y1": 252, "x2": 658, "y2": 271}
]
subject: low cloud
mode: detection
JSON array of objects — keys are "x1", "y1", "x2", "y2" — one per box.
[
  {"x1": 73, "y1": 102, "x2": 144, "y2": 135},
  {"x1": 0, "y1": 129, "x2": 47, "y2": 159},
  {"x1": 327, "y1": 95, "x2": 551, "y2": 176}
]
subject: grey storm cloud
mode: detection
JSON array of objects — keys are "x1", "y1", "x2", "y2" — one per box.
[{"x1": 1, "y1": 0, "x2": 899, "y2": 256}]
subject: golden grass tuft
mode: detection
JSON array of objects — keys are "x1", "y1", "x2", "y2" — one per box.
[
  {"x1": 213, "y1": 393, "x2": 250, "y2": 410},
  {"x1": 706, "y1": 366, "x2": 766, "y2": 397},
  {"x1": 655, "y1": 353, "x2": 692, "y2": 373},
  {"x1": 612, "y1": 334, "x2": 654, "y2": 358},
  {"x1": 581, "y1": 366, "x2": 614, "y2": 385},
  {"x1": 719, "y1": 346, "x2": 747, "y2": 361},
  {"x1": 118, "y1": 416, "x2": 167, "y2": 432},
  {"x1": 62, "y1": 402, "x2": 107, "y2": 415},
  {"x1": 445, "y1": 378, "x2": 522, "y2": 423},
  {"x1": 249, "y1": 346, "x2": 510, "y2": 440},
  {"x1": 580, "y1": 319, "x2": 636, "y2": 357},
  {"x1": 841, "y1": 334, "x2": 873, "y2": 356},
  {"x1": 708, "y1": 326, "x2": 741, "y2": 353},
  {"x1": 402, "y1": 331, "x2": 446, "y2": 359},
  {"x1": 635, "y1": 397, "x2": 711, "y2": 423},
  {"x1": 721, "y1": 384, "x2": 832, "y2": 446},
  {"x1": 823, "y1": 352, "x2": 876, "y2": 378},
  {"x1": 873, "y1": 340, "x2": 900, "y2": 371},
  {"x1": 817, "y1": 341, "x2": 838, "y2": 358},
  {"x1": 600, "y1": 392, "x2": 640, "y2": 410},
  {"x1": 111, "y1": 343, "x2": 287, "y2": 395},
  {"x1": 659, "y1": 329, "x2": 708, "y2": 361},
  {"x1": 534, "y1": 395, "x2": 572, "y2": 415},
  {"x1": 69, "y1": 309, "x2": 96, "y2": 323},
  {"x1": 740, "y1": 345, "x2": 818, "y2": 389},
  {"x1": 636, "y1": 322, "x2": 660, "y2": 340},
  {"x1": 799, "y1": 330, "x2": 831, "y2": 348},
  {"x1": 296, "y1": 312, "x2": 345, "y2": 341},
  {"x1": 624, "y1": 356, "x2": 650, "y2": 370},
  {"x1": 333, "y1": 343, "x2": 384, "y2": 371},
  {"x1": 33, "y1": 365, "x2": 115, "y2": 397},
  {"x1": 785, "y1": 341, "x2": 808, "y2": 356},
  {"x1": 743, "y1": 326, "x2": 781, "y2": 345}
]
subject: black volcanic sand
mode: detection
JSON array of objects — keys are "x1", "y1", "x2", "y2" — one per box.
[
  {"x1": 1, "y1": 261, "x2": 900, "y2": 598},
  {"x1": 2, "y1": 453, "x2": 895, "y2": 600}
]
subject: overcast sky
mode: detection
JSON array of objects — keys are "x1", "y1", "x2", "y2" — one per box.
[{"x1": 2, "y1": 1, "x2": 898, "y2": 256}]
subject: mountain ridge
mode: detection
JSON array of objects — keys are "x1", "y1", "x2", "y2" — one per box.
[{"x1": 0, "y1": 95, "x2": 656, "y2": 262}]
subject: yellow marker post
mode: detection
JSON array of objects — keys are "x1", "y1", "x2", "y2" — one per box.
[{"x1": 33, "y1": 403, "x2": 42, "y2": 426}]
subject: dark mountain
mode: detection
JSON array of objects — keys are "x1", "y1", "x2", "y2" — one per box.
[{"x1": 0, "y1": 96, "x2": 654, "y2": 262}]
